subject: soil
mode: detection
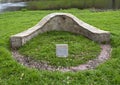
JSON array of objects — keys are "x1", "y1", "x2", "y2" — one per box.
[{"x1": 11, "y1": 44, "x2": 112, "y2": 72}]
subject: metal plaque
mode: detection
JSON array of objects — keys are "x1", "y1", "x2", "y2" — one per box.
[{"x1": 56, "y1": 44, "x2": 68, "y2": 57}]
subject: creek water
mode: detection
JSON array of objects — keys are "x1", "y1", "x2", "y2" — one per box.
[{"x1": 0, "y1": 0, "x2": 26, "y2": 13}]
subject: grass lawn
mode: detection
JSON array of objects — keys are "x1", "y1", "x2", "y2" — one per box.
[
  {"x1": 19, "y1": 31, "x2": 100, "y2": 67},
  {"x1": 0, "y1": 9, "x2": 120, "y2": 84}
]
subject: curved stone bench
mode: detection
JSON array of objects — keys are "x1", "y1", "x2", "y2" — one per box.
[{"x1": 10, "y1": 13, "x2": 110, "y2": 49}]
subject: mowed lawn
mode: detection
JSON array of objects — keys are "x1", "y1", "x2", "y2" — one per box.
[{"x1": 0, "y1": 9, "x2": 120, "y2": 85}]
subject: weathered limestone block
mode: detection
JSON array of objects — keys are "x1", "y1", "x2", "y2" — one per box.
[{"x1": 10, "y1": 13, "x2": 110, "y2": 49}]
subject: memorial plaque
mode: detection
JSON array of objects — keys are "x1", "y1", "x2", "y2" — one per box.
[{"x1": 56, "y1": 44, "x2": 68, "y2": 57}]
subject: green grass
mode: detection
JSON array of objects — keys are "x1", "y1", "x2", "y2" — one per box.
[
  {"x1": 27, "y1": 0, "x2": 85, "y2": 10},
  {"x1": 19, "y1": 31, "x2": 100, "y2": 67},
  {"x1": 0, "y1": 9, "x2": 120, "y2": 84},
  {"x1": 27, "y1": 0, "x2": 120, "y2": 10}
]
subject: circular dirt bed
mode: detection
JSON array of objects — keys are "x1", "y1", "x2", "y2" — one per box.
[
  {"x1": 11, "y1": 31, "x2": 111, "y2": 72},
  {"x1": 12, "y1": 44, "x2": 111, "y2": 72}
]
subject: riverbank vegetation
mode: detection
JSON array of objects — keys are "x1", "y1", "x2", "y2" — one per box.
[
  {"x1": 0, "y1": 9, "x2": 120, "y2": 84},
  {"x1": 27, "y1": 0, "x2": 120, "y2": 10}
]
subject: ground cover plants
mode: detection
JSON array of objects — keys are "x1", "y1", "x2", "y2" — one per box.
[
  {"x1": 0, "y1": 9, "x2": 120, "y2": 84},
  {"x1": 19, "y1": 31, "x2": 100, "y2": 67}
]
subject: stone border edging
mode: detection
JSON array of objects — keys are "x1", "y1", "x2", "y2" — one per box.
[
  {"x1": 10, "y1": 13, "x2": 110, "y2": 49},
  {"x1": 12, "y1": 44, "x2": 112, "y2": 72}
]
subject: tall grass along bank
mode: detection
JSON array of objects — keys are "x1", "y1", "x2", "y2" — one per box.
[{"x1": 27, "y1": 0, "x2": 120, "y2": 10}]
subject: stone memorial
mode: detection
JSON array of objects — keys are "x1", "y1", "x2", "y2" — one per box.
[
  {"x1": 56, "y1": 44, "x2": 68, "y2": 57},
  {"x1": 10, "y1": 13, "x2": 111, "y2": 72},
  {"x1": 10, "y1": 13, "x2": 110, "y2": 49}
]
